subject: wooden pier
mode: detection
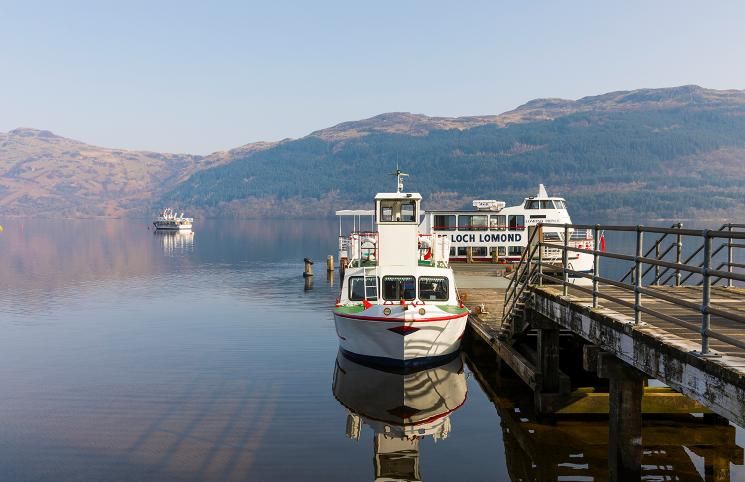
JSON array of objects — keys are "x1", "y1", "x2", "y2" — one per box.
[{"x1": 458, "y1": 223, "x2": 745, "y2": 481}]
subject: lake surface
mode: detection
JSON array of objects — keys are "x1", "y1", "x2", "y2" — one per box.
[{"x1": 0, "y1": 218, "x2": 743, "y2": 481}]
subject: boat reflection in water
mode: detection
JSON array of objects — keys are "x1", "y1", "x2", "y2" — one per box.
[
  {"x1": 332, "y1": 351, "x2": 466, "y2": 482},
  {"x1": 154, "y1": 229, "x2": 195, "y2": 256}
]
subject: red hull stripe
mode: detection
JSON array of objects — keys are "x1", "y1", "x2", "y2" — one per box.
[{"x1": 334, "y1": 312, "x2": 467, "y2": 323}]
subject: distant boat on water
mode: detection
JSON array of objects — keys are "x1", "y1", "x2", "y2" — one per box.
[{"x1": 153, "y1": 208, "x2": 193, "y2": 231}]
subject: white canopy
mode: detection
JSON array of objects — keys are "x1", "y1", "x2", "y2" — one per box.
[{"x1": 335, "y1": 209, "x2": 375, "y2": 216}]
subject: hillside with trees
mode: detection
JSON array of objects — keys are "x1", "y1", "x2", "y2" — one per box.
[
  {"x1": 162, "y1": 86, "x2": 745, "y2": 221},
  {"x1": 3, "y1": 85, "x2": 745, "y2": 220}
]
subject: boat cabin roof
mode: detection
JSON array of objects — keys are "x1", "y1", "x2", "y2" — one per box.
[
  {"x1": 335, "y1": 209, "x2": 375, "y2": 216},
  {"x1": 374, "y1": 192, "x2": 423, "y2": 201}
]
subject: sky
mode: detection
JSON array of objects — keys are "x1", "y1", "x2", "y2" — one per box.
[{"x1": 1, "y1": 0, "x2": 744, "y2": 154}]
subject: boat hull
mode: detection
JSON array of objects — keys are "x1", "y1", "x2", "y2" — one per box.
[
  {"x1": 334, "y1": 308, "x2": 468, "y2": 366},
  {"x1": 153, "y1": 223, "x2": 192, "y2": 231}
]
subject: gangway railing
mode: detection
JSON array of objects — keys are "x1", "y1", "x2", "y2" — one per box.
[{"x1": 503, "y1": 223, "x2": 745, "y2": 356}]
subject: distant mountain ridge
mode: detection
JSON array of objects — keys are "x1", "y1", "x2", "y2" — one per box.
[
  {"x1": 0, "y1": 128, "x2": 273, "y2": 216},
  {"x1": 3, "y1": 85, "x2": 745, "y2": 219}
]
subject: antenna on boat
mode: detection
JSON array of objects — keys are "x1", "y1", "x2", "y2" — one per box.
[{"x1": 391, "y1": 165, "x2": 408, "y2": 193}]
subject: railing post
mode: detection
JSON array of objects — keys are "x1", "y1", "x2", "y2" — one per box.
[
  {"x1": 654, "y1": 240, "x2": 660, "y2": 286},
  {"x1": 728, "y1": 224, "x2": 734, "y2": 288},
  {"x1": 593, "y1": 224, "x2": 599, "y2": 308},
  {"x1": 701, "y1": 229, "x2": 712, "y2": 355},
  {"x1": 538, "y1": 225, "x2": 544, "y2": 287},
  {"x1": 634, "y1": 226, "x2": 643, "y2": 324},
  {"x1": 563, "y1": 224, "x2": 569, "y2": 296},
  {"x1": 675, "y1": 223, "x2": 683, "y2": 287}
]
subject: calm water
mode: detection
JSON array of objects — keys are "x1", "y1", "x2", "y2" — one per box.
[{"x1": 0, "y1": 218, "x2": 743, "y2": 481}]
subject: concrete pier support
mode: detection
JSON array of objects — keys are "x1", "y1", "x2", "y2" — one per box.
[{"x1": 602, "y1": 355, "x2": 644, "y2": 482}]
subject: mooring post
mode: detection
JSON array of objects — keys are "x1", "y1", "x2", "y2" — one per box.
[
  {"x1": 593, "y1": 224, "x2": 599, "y2": 308},
  {"x1": 303, "y1": 257, "x2": 314, "y2": 278},
  {"x1": 327, "y1": 255, "x2": 334, "y2": 272},
  {"x1": 701, "y1": 229, "x2": 712, "y2": 355},
  {"x1": 563, "y1": 224, "x2": 569, "y2": 296},
  {"x1": 727, "y1": 224, "x2": 734, "y2": 288},
  {"x1": 602, "y1": 355, "x2": 644, "y2": 482},
  {"x1": 328, "y1": 269, "x2": 335, "y2": 287},
  {"x1": 634, "y1": 226, "x2": 643, "y2": 324}
]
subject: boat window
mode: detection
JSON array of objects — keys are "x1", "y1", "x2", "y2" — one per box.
[
  {"x1": 473, "y1": 247, "x2": 488, "y2": 257},
  {"x1": 379, "y1": 199, "x2": 417, "y2": 223},
  {"x1": 458, "y1": 215, "x2": 487, "y2": 231},
  {"x1": 381, "y1": 206, "x2": 393, "y2": 222},
  {"x1": 449, "y1": 247, "x2": 456, "y2": 256},
  {"x1": 508, "y1": 215, "x2": 525, "y2": 230},
  {"x1": 540, "y1": 200, "x2": 554, "y2": 209},
  {"x1": 508, "y1": 246, "x2": 523, "y2": 256},
  {"x1": 348, "y1": 276, "x2": 378, "y2": 301},
  {"x1": 498, "y1": 246, "x2": 506, "y2": 256},
  {"x1": 525, "y1": 200, "x2": 540, "y2": 209},
  {"x1": 382, "y1": 276, "x2": 416, "y2": 301},
  {"x1": 419, "y1": 276, "x2": 449, "y2": 301},
  {"x1": 434, "y1": 215, "x2": 456, "y2": 231},
  {"x1": 570, "y1": 229, "x2": 589, "y2": 241},
  {"x1": 543, "y1": 232, "x2": 561, "y2": 242},
  {"x1": 457, "y1": 247, "x2": 467, "y2": 256},
  {"x1": 400, "y1": 202, "x2": 416, "y2": 222},
  {"x1": 490, "y1": 215, "x2": 506, "y2": 231}
]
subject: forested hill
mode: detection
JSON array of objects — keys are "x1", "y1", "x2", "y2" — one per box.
[
  {"x1": 4, "y1": 85, "x2": 745, "y2": 219},
  {"x1": 162, "y1": 85, "x2": 745, "y2": 221}
]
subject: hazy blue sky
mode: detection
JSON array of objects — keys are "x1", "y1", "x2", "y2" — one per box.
[{"x1": 2, "y1": 0, "x2": 744, "y2": 154}]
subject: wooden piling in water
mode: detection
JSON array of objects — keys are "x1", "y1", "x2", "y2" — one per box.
[
  {"x1": 303, "y1": 258, "x2": 314, "y2": 278},
  {"x1": 601, "y1": 355, "x2": 644, "y2": 482},
  {"x1": 327, "y1": 255, "x2": 334, "y2": 272}
]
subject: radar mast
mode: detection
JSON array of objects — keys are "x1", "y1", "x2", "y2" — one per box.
[{"x1": 391, "y1": 166, "x2": 409, "y2": 193}]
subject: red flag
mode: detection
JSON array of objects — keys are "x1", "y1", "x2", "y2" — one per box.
[
  {"x1": 600, "y1": 232, "x2": 606, "y2": 252},
  {"x1": 363, "y1": 299, "x2": 373, "y2": 309}
]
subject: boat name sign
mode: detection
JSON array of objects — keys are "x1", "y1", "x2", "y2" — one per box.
[{"x1": 448, "y1": 231, "x2": 523, "y2": 247}]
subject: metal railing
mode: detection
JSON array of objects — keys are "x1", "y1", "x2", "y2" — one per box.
[
  {"x1": 501, "y1": 227, "x2": 542, "y2": 330},
  {"x1": 503, "y1": 223, "x2": 745, "y2": 356}
]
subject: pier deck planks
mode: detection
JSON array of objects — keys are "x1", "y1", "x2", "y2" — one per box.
[{"x1": 541, "y1": 284, "x2": 745, "y2": 359}]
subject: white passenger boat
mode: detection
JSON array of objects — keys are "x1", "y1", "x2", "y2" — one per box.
[
  {"x1": 152, "y1": 208, "x2": 193, "y2": 231},
  {"x1": 420, "y1": 184, "x2": 595, "y2": 280},
  {"x1": 334, "y1": 171, "x2": 469, "y2": 367},
  {"x1": 333, "y1": 350, "x2": 466, "y2": 481}
]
